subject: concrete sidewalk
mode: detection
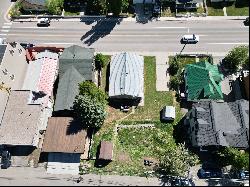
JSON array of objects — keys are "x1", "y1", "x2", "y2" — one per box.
[{"x1": 11, "y1": 15, "x2": 248, "y2": 23}]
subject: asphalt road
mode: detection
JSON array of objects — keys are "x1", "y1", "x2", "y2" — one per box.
[{"x1": 0, "y1": 18, "x2": 248, "y2": 53}]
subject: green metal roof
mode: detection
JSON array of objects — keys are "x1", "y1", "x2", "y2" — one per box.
[{"x1": 185, "y1": 61, "x2": 224, "y2": 101}]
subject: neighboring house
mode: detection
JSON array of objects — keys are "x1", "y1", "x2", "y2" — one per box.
[
  {"x1": 185, "y1": 99, "x2": 249, "y2": 150},
  {"x1": 183, "y1": 61, "x2": 224, "y2": 101},
  {"x1": 0, "y1": 90, "x2": 44, "y2": 147},
  {"x1": 210, "y1": 0, "x2": 235, "y2": 2},
  {"x1": 243, "y1": 75, "x2": 249, "y2": 100},
  {"x1": 133, "y1": 0, "x2": 156, "y2": 4},
  {"x1": 42, "y1": 117, "x2": 88, "y2": 175},
  {"x1": 0, "y1": 47, "x2": 59, "y2": 148},
  {"x1": 109, "y1": 52, "x2": 144, "y2": 105},
  {"x1": 0, "y1": 42, "x2": 27, "y2": 124},
  {"x1": 20, "y1": 0, "x2": 47, "y2": 11},
  {"x1": 54, "y1": 45, "x2": 95, "y2": 114}
]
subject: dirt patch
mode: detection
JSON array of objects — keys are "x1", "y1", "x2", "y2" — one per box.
[
  {"x1": 104, "y1": 106, "x2": 127, "y2": 124},
  {"x1": 117, "y1": 151, "x2": 131, "y2": 162}
]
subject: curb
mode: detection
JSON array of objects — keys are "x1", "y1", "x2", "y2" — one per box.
[{"x1": 10, "y1": 15, "x2": 248, "y2": 23}]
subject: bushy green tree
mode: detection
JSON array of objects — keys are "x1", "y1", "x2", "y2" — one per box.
[
  {"x1": 78, "y1": 81, "x2": 108, "y2": 105},
  {"x1": 223, "y1": 45, "x2": 249, "y2": 72},
  {"x1": 159, "y1": 143, "x2": 199, "y2": 177},
  {"x1": 73, "y1": 95, "x2": 106, "y2": 130},
  {"x1": 169, "y1": 59, "x2": 180, "y2": 76},
  {"x1": 86, "y1": 0, "x2": 107, "y2": 15},
  {"x1": 169, "y1": 75, "x2": 180, "y2": 91},
  {"x1": 46, "y1": 0, "x2": 64, "y2": 15},
  {"x1": 217, "y1": 147, "x2": 249, "y2": 171},
  {"x1": 95, "y1": 53, "x2": 108, "y2": 70}
]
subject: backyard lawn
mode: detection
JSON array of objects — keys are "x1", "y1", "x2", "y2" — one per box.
[{"x1": 81, "y1": 56, "x2": 185, "y2": 176}]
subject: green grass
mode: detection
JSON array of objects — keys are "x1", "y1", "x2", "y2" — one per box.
[
  {"x1": 64, "y1": 11, "x2": 80, "y2": 16},
  {"x1": 82, "y1": 56, "x2": 185, "y2": 176},
  {"x1": 168, "y1": 56, "x2": 196, "y2": 70},
  {"x1": 86, "y1": 126, "x2": 175, "y2": 176},
  {"x1": 226, "y1": 6, "x2": 249, "y2": 16}
]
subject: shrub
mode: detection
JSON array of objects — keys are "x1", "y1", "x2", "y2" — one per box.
[
  {"x1": 9, "y1": 1, "x2": 22, "y2": 18},
  {"x1": 222, "y1": 45, "x2": 249, "y2": 72},
  {"x1": 95, "y1": 53, "x2": 108, "y2": 70},
  {"x1": 168, "y1": 58, "x2": 180, "y2": 76},
  {"x1": 169, "y1": 75, "x2": 180, "y2": 91},
  {"x1": 45, "y1": 0, "x2": 64, "y2": 15}
]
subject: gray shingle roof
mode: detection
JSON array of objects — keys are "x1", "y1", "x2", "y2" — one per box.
[
  {"x1": 109, "y1": 52, "x2": 144, "y2": 100},
  {"x1": 188, "y1": 100, "x2": 249, "y2": 149},
  {"x1": 54, "y1": 46, "x2": 94, "y2": 112},
  {"x1": 23, "y1": 0, "x2": 46, "y2": 6}
]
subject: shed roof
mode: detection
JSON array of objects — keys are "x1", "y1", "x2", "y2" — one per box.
[
  {"x1": 54, "y1": 46, "x2": 94, "y2": 112},
  {"x1": 109, "y1": 52, "x2": 144, "y2": 99},
  {"x1": 164, "y1": 106, "x2": 176, "y2": 119},
  {"x1": 0, "y1": 90, "x2": 42, "y2": 146},
  {"x1": 42, "y1": 117, "x2": 87, "y2": 153},
  {"x1": 99, "y1": 141, "x2": 113, "y2": 160},
  {"x1": 185, "y1": 61, "x2": 224, "y2": 101}
]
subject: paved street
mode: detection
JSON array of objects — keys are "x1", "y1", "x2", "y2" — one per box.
[
  {"x1": 0, "y1": 167, "x2": 162, "y2": 186},
  {"x1": 0, "y1": 18, "x2": 248, "y2": 53}
]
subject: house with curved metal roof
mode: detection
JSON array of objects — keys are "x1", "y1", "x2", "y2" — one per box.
[{"x1": 109, "y1": 52, "x2": 144, "y2": 104}]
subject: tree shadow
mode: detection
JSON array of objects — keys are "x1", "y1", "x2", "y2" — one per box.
[
  {"x1": 66, "y1": 118, "x2": 86, "y2": 135},
  {"x1": 80, "y1": 17, "x2": 122, "y2": 46},
  {"x1": 235, "y1": 0, "x2": 249, "y2": 8},
  {"x1": 173, "y1": 116, "x2": 189, "y2": 144}
]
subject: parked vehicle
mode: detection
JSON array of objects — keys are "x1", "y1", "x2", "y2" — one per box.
[
  {"x1": 0, "y1": 38, "x2": 4, "y2": 44},
  {"x1": 181, "y1": 34, "x2": 199, "y2": 44},
  {"x1": 20, "y1": 43, "x2": 34, "y2": 49},
  {"x1": 198, "y1": 168, "x2": 223, "y2": 179},
  {"x1": 243, "y1": 17, "x2": 249, "y2": 26},
  {"x1": 234, "y1": 170, "x2": 249, "y2": 179},
  {"x1": 37, "y1": 18, "x2": 50, "y2": 27},
  {"x1": 1, "y1": 150, "x2": 11, "y2": 169},
  {"x1": 171, "y1": 178, "x2": 195, "y2": 186}
]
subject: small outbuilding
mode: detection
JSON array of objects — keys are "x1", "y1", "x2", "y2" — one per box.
[
  {"x1": 161, "y1": 106, "x2": 176, "y2": 121},
  {"x1": 98, "y1": 141, "x2": 114, "y2": 161}
]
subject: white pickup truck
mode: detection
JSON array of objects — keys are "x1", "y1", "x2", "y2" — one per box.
[
  {"x1": 181, "y1": 34, "x2": 199, "y2": 44},
  {"x1": 37, "y1": 18, "x2": 50, "y2": 27}
]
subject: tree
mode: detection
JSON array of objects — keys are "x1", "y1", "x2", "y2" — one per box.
[
  {"x1": 169, "y1": 75, "x2": 180, "y2": 91},
  {"x1": 216, "y1": 147, "x2": 249, "y2": 171},
  {"x1": 169, "y1": 59, "x2": 180, "y2": 76},
  {"x1": 159, "y1": 143, "x2": 199, "y2": 177},
  {"x1": 46, "y1": 0, "x2": 64, "y2": 15},
  {"x1": 95, "y1": 53, "x2": 108, "y2": 70},
  {"x1": 223, "y1": 45, "x2": 249, "y2": 72},
  {"x1": 78, "y1": 81, "x2": 108, "y2": 105},
  {"x1": 73, "y1": 95, "x2": 107, "y2": 130},
  {"x1": 86, "y1": 0, "x2": 107, "y2": 15}
]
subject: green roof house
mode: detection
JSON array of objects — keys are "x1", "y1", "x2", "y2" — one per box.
[
  {"x1": 184, "y1": 61, "x2": 224, "y2": 101},
  {"x1": 54, "y1": 45, "x2": 95, "y2": 113}
]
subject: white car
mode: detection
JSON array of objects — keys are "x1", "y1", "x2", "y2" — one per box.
[
  {"x1": 37, "y1": 18, "x2": 50, "y2": 27},
  {"x1": 181, "y1": 34, "x2": 199, "y2": 44}
]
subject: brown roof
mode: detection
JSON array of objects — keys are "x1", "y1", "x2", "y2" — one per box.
[
  {"x1": 0, "y1": 90, "x2": 42, "y2": 146},
  {"x1": 99, "y1": 141, "x2": 113, "y2": 160},
  {"x1": 243, "y1": 75, "x2": 249, "y2": 100},
  {"x1": 42, "y1": 117, "x2": 87, "y2": 153}
]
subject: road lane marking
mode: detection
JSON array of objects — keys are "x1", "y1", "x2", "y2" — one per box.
[
  {"x1": 154, "y1": 27, "x2": 187, "y2": 29},
  {"x1": 207, "y1": 42, "x2": 249, "y2": 45},
  {"x1": 1, "y1": 30, "x2": 9, "y2": 32},
  {"x1": 2, "y1": 26, "x2": 11, "y2": 29},
  {"x1": 39, "y1": 42, "x2": 74, "y2": 45},
  {"x1": 0, "y1": 34, "x2": 7, "y2": 36},
  {"x1": 4, "y1": 22, "x2": 12, "y2": 25},
  {"x1": 10, "y1": 26, "x2": 55, "y2": 29}
]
